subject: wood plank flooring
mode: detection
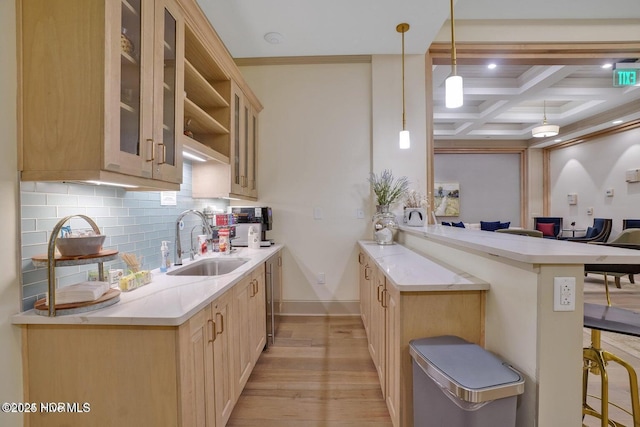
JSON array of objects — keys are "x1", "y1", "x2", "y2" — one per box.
[
  {"x1": 229, "y1": 274, "x2": 640, "y2": 426},
  {"x1": 227, "y1": 316, "x2": 393, "y2": 426},
  {"x1": 583, "y1": 273, "x2": 640, "y2": 427}
]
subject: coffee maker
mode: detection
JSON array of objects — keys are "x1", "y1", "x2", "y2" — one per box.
[{"x1": 228, "y1": 206, "x2": 273, "y2": 247}]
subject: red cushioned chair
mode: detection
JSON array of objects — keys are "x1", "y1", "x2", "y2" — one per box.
[{"x1": 533, "y1": 217, "x2": 563, "y2": 239}]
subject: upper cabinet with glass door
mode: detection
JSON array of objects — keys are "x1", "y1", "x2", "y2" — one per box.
[
  {"x1": 19, "y1": 0, "x2": 184, "y2": 190},
  {"x1": 228, "y1": 82, "x2": 259, "y2": 200}
]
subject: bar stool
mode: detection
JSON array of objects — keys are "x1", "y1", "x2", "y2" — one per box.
[{"x1": 583, "y1": 271, "x2": 640, "y2": 427}]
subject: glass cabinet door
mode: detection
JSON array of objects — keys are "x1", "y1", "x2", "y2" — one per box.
[
  {"x1": 152, "y1": 0, "x2": 182, "y2": 183},
  {"x1": 160, "y1": 5, "x2": 177, "y2": 167},
  {"x1": 120, "y1": 0, "x2": 143, "y2": 157},
  {"x1": 231, "y1": 87, "x2": 244, "y2": 194}
]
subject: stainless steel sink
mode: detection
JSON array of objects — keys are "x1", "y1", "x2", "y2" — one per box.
[{"x1": 168, "y1": 257, "x2": 250, "y2": 276}]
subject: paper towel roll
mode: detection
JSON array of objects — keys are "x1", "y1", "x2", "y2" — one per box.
[{"x1": 248, "y1": 226, "x2": 260, "y2": 249}]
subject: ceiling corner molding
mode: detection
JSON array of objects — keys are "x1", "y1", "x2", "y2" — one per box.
[
  {"x1": 545, "y1": 119, "x2": 640, "y2": 152},
  {"x1": 428, "y1": 41, "x2": 640, "y2": 65},
  {"x1": 234, "y1": 55, "x2": 372, "y2": 67}
]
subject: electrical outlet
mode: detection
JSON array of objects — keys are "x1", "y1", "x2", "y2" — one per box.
[
  {"x1": 553, "y1": 277, "x2": 576, "y2": 312},
  {"x1": 356, "y1": 209, "x2": 365, "y2": 219},
  {"x1": 317, "y1": 273, "x2": 325, "y2": 285}
]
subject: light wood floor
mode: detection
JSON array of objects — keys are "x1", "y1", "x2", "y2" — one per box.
[
  {"x1": 229, "y1": 275, "x2": 640, "y2": 427},
  {"x1": 583, "y1": 273, "x2": 640, "y2": 427},
  {"x1": 227, "y1": 316, "x2": 392, "y2": 426}
]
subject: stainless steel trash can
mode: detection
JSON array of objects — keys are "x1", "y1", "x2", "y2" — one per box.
[{"x1": 409, "y1": 335, "x2": 525, "y2": 427}]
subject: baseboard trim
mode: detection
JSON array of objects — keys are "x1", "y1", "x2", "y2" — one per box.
[{"x1": 280, "y1": 301, "x2": 360, "y2": 316}]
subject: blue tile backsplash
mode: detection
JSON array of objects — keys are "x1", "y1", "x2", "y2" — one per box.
[{"x1": 19, "y1": 162, "x2": 228, "y2": 311}]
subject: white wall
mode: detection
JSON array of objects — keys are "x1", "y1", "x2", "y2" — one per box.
[
  {"x1": 0, "y1": 1, "x2": 24, "y2": 425},
  {"x1": 550, "y1": 128, "x2": 640, "y2": 237},
  {"x1": 434, "y1": 153, "x2": 521, "y2": 224},
  {"x1": 240, "y1": 56, "x2": 427, "y2": 313},
  {"x1": 372, "y1": 55, "x2": 428, "y2": 209},
  {"x1": 240, "y1": 62, "x2": 372, "y2": 314}
]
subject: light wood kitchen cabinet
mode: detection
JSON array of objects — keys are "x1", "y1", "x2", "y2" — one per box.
[
  {"x1": 19, "y1": 0, "x2": 184, "y2": 190},
  {"x1": 178, "y1": 289, "x2": 236, "y2": 427},
  {"x1": 229, "y1": 83, "x2": 260, "y2": 200},
  {"x1": 250, "y1": 265, "x2": 267, "y2": 359},
  {"x1": 369, "y1": 265, "x2": 387, "y2": 395},
  {"x1": 361, "y1": 257, "x2": 485, "y2": 427},
  {"x1": 179, "y1": 305, "x2": 215, "y2": 427},
  {"x1": 384, "y1": 279, "x2": 400, "y2": 425},
  {"x1": 20, "y1": 262, "x2": 272, "y2": 427},
  {"x1": 358, "y1": 251, "x2": 372, "y2": 340},
  {"x1": 233, "y1": 275, "x2": 254, "y2": 395},
  {"x1": 232, "y1": 265, "x2": 266, "y2": 397},
  {"x1": 183, "y1": 25, "x2": 230, "y2": 158},
  {"x1": 189, "y1": 69, "x2": 260, "y2": 200},
  {"x1": 211, "y1": 290, "x2": 235, "y2": 426}
]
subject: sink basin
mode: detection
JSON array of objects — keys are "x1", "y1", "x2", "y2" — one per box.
[{"x1": 168, "y1": 257, "x2": 250, "y2": 276}]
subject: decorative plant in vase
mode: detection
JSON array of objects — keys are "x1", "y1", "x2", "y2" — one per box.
[
  {"x1": 368, "y1": 170, "x2": 409, "y2": 245},
  {"x1": 403, "y1": 189, "x2": 429, "y2": 227}
]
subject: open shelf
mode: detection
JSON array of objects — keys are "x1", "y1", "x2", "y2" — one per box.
[
  {"x1": 184, "y1": 98, "x2": 228, "y2": 135},
  {"x1": 184, "y1": 59, "x2": 228, "y2": 108}
]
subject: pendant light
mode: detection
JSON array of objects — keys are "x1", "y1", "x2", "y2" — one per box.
[
  {"x1": 532, "y1": 100, "x2": 560, "y2": 138},
  {"x1": 397, "y1": 23, "x2": 411, "y2": 149},
  {"x1": 445, "y1": 0, "x2": 463, "y2": 109}
]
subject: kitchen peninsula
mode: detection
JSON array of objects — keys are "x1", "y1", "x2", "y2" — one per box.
[
  {"x1": 358, "y1": 240, "x2": 489, "y2": 427},
  {"x1": 13, "y1": 245, "x2": 282, "y2": 427},
  {"x1": 397, "y1": 225, "x2": 640, "y2": 427}
]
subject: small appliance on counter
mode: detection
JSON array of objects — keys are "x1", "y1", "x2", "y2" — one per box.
[{"x1": 229, "y1": 206, "x2": 273, "y2": 247}]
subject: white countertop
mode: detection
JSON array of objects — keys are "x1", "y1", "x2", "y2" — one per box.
[
  {"x1": 12, "y1": 244, "x2": 283, "y2": 327},
  {"x1": 358, "y1": 240, "x2": 489, "y2": 292},
  {"x1": 399, "y1": 224, "x2": 640, "y2": 265}
]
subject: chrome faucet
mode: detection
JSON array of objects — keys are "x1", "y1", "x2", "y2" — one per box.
[{"x1": 175, "y1": 209, "x2": 213, "y2": 266}]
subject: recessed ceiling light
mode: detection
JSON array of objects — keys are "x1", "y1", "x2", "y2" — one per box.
[
  {"x1": 264, "y1": 32, "x2": 284, "y2": 44},
  {"x1": 612, "y1": 119, "x2": 623, "y2": 124},
  {"x1": 554, "y1": 139, "x2": 562, "y2": 143},
  {"x1": 602, "y1": 63, "x2": 613, "y2": 69},
  {"x1": 487, "y1": 63, "x2": 497, "y2": 69}
]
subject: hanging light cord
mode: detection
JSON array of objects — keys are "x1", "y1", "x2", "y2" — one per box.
[
  {"x1": 450, "y1": 0, "x2": 457, "y2": 76},
  {"x1": 402, "y1": 28, "x2": 406, "y2": 130},
  {"x1": 397, "y1": 23, "x2": 409, "y2": 131}
]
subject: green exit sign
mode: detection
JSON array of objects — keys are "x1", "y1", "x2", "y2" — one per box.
[{"x1": 613, "y1": 68, "x2": 639, "y2": 87}]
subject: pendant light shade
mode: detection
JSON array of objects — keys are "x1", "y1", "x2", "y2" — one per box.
[
  {"x1": 397, "y1": 23, "x2": 410, "y2": 149},
  {"x1": 445, "y1": 0, "x2": 463, "y2": 109},
  {"x1": 532, "y1": 100, "x2": 560, "y2": 138},
  {"x1": 445, "y1": 75, "x2": 463, "y2": 109},
  {"x1": 399, "y1": 130, "x2": 410, "y2": 149}
]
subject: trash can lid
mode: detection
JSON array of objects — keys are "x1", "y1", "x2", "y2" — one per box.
[{"x1": 409, "y1": 335, "x2": 524, "y2": 403}]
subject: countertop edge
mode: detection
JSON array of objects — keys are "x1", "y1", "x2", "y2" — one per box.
[
  {"x1": 399, "y1": 225, "x2": 640, "y2": 265},
  {"x1": 358, "y1": 240, "x2": 490, "y2": 292},
  {"x1": 12, "y1": 244, "x2": 284, "y2": 327}
]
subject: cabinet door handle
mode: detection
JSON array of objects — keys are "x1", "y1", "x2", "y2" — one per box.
[
  {"x1": 377, "y1": 284, "x2": 383, "y2": 303},
  {"x1": 157, "y1": 143, "x2": 166, "y2": 165},
  {"x1": 207, "y1": 319, "x2": 215, "y2": 343},
  {"x1": 215, "y1": 312, "x2": 224, "y2": 335},
  {"x1": 146, "y1": 139, "x2": 155, "y2": 162},
  {"x1": 364, "y1": 266, "x2": 371, "y2": 280},
  {"x1": 381, "y1": 289, "x2": 388, "y2": 308},
  {"x1": 278, "y1": 256, "x2": 282, "y2": 267},
  {"x1": 358, "y1": 253, "x2": 364, "y2": 264}
]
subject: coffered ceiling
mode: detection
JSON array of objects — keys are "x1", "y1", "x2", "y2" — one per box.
[
  {"x1": 197, "y1": 0, "x2": 640, "y2": 146},
  {"x1": 432, "y1": 62, "x2": 640, "y2": 146}
]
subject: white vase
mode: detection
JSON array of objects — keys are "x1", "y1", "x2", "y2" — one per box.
[
  {"x1": 404, "y1": 207, "x2": 426, "y2": 226},
  {"x1": 372, "y1": 205, "x2": 398, "y2": 245}
]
